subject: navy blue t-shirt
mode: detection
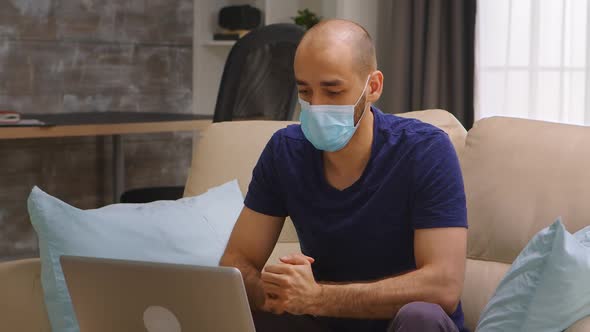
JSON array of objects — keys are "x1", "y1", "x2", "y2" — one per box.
[{"x1": 244, "y1": 107, "x2": 468, "y2": 332}]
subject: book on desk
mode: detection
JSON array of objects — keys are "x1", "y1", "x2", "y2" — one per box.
[{"x1": 0, "y1": 111, "x2": 47, "y2": 127}]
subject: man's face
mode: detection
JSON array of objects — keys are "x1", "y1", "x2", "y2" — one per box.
[{"x1": 294, "y1": 43, "x2": 369, "y2": 123}]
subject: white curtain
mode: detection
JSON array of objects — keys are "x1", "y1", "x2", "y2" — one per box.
[{"x1": 476, "y1": 0, "x2": 590, "y2": 125}]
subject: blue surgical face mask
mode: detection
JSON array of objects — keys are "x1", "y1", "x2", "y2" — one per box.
[{"x1": 299, "y1": 75, "x2": 370, "y2": 152}]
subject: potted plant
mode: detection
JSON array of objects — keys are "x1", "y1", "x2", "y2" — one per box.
[{"x1": 292, "y1": 8, "x2": 321, "y2": 30}]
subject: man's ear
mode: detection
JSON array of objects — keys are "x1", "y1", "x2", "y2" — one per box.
[{"x1": 367, "y1": 70, "x2": 384, "y2": 104}]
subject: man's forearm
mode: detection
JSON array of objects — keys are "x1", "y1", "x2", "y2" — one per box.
[
  {"x1": 311, "y1": 267, "x2": 458, "y2": 319},
  {"x1": 220, "y1": 253, "x2": 265, "y2": 311}
]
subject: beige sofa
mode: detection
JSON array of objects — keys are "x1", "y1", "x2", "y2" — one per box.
[{"x1": 2, "y1": 109, "x2": 590, "y2": 331}]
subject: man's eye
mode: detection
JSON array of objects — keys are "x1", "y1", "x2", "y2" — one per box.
[
  {"x1": 327, "y1": 91, "x2": 342, "y2": 95},
  {"x1": 298, "y1": 90, "x2": 309, "y2": 94}
]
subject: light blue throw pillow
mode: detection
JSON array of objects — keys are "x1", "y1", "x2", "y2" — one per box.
[
  {"x1": 476, "y1": 219, "x2": 590, "y2": 332},
  {"x1": 27, "y1": 180, "x2": 244, "y2": 332}
]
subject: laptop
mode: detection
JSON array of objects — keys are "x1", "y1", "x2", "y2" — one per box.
[{"x1": 60, "y1": 255, "x2": 256, "y2": 332}]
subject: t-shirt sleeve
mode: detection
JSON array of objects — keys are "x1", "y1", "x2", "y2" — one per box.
[
  {"x1": 410, "y1": 132, "x2": 467, "y2": 229},
  {"x1": 243, "y1": 132, "x2": 288, "y2": 217}
]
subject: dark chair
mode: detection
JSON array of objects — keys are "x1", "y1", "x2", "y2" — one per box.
[
  {"x1": 120, "y1": 23, "x2": 305, "y2": 203},
  {"x1": 119, "y1": 186, "x2": 186, "y2": 203},
  {"x1": 214, "y1": 23, "x2": 305, "y2": 122}
]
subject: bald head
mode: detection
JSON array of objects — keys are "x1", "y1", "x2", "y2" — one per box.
[{"x1": 296, "y1": 19, "x2": 377, "y2": 78}]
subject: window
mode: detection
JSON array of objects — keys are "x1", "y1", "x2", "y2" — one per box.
[{"x1": 477, "y1": 0, "x2": 590, "y2": 125}]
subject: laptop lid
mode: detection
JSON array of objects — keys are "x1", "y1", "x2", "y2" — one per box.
[{"x1": 60, "y1": 255, "x2": 256, "y2": 332}]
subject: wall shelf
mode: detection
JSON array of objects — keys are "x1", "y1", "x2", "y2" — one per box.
[
  {"x1": 193, "y1": 0, "x2": 319, "y2": 116},
  {"x1": 202, "y1": 40, "x2": 237, "y2": 47}
]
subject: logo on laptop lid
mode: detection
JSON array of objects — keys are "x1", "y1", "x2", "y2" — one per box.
[{"x1": 143, "y1": 306, "x2": 181, "y2": 332}]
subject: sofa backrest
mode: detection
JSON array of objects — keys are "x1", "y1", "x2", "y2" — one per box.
[
  {"x1": 459, "y1": 116, "x2": 590, "y2": 330},
  {"x1": 184, "y1": 120, "x2": 296, "y2": 198},
  {"x1": 462, "y1": 116, "x2": 590, "y2": 263},
  {"x1": 184, "y1": 120, "x2": 301, "y2": 242},
  {"x1": 396, "y1": 109, "x2": 468, "y2": 157}
]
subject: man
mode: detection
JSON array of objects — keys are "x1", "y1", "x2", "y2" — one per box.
[{"x1": 220, "y1": 19, "x2": 468, "y2": 332}]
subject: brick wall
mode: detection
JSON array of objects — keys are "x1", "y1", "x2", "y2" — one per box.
[{"x1": 0, "y1": 0, "x2": 194, "y2": 259}]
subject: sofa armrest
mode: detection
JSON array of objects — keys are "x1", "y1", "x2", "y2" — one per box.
[
  {"x1": 566, "y1": 316, "x2": 590, "y2": 332},
  {"x1": 0, "y1": 258, "x2": 51, "y2": 331}
]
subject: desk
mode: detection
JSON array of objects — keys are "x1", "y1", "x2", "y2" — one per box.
[{"x1": 0, "y1": 112, "x2": 212, "y2": 203}]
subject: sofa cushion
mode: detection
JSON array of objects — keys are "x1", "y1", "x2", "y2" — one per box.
[
  {"x1": 461, "y1": 117, "x2": 590, "y2": 264},
  {"x1": 567, "y1": 316, "x2": 590, "y2": 332},
  {"x1": 461, "y1": 258, "x2": 510, "y2": 331}
]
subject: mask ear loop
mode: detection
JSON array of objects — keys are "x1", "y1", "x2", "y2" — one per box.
[
  {"x1": 354, "y1": 75, "x2": 372, "y2": 107},
  {"x1": 354, "y1": 75, "x2": 372, "y2": 127}
]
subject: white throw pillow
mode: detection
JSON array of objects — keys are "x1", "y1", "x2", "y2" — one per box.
[
  {"x1": 28, "y1": 180, "x2": 244, "y2": 332},
  {"x1": 477, "y1": 219, "x2": 590, "y2": 332}
]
